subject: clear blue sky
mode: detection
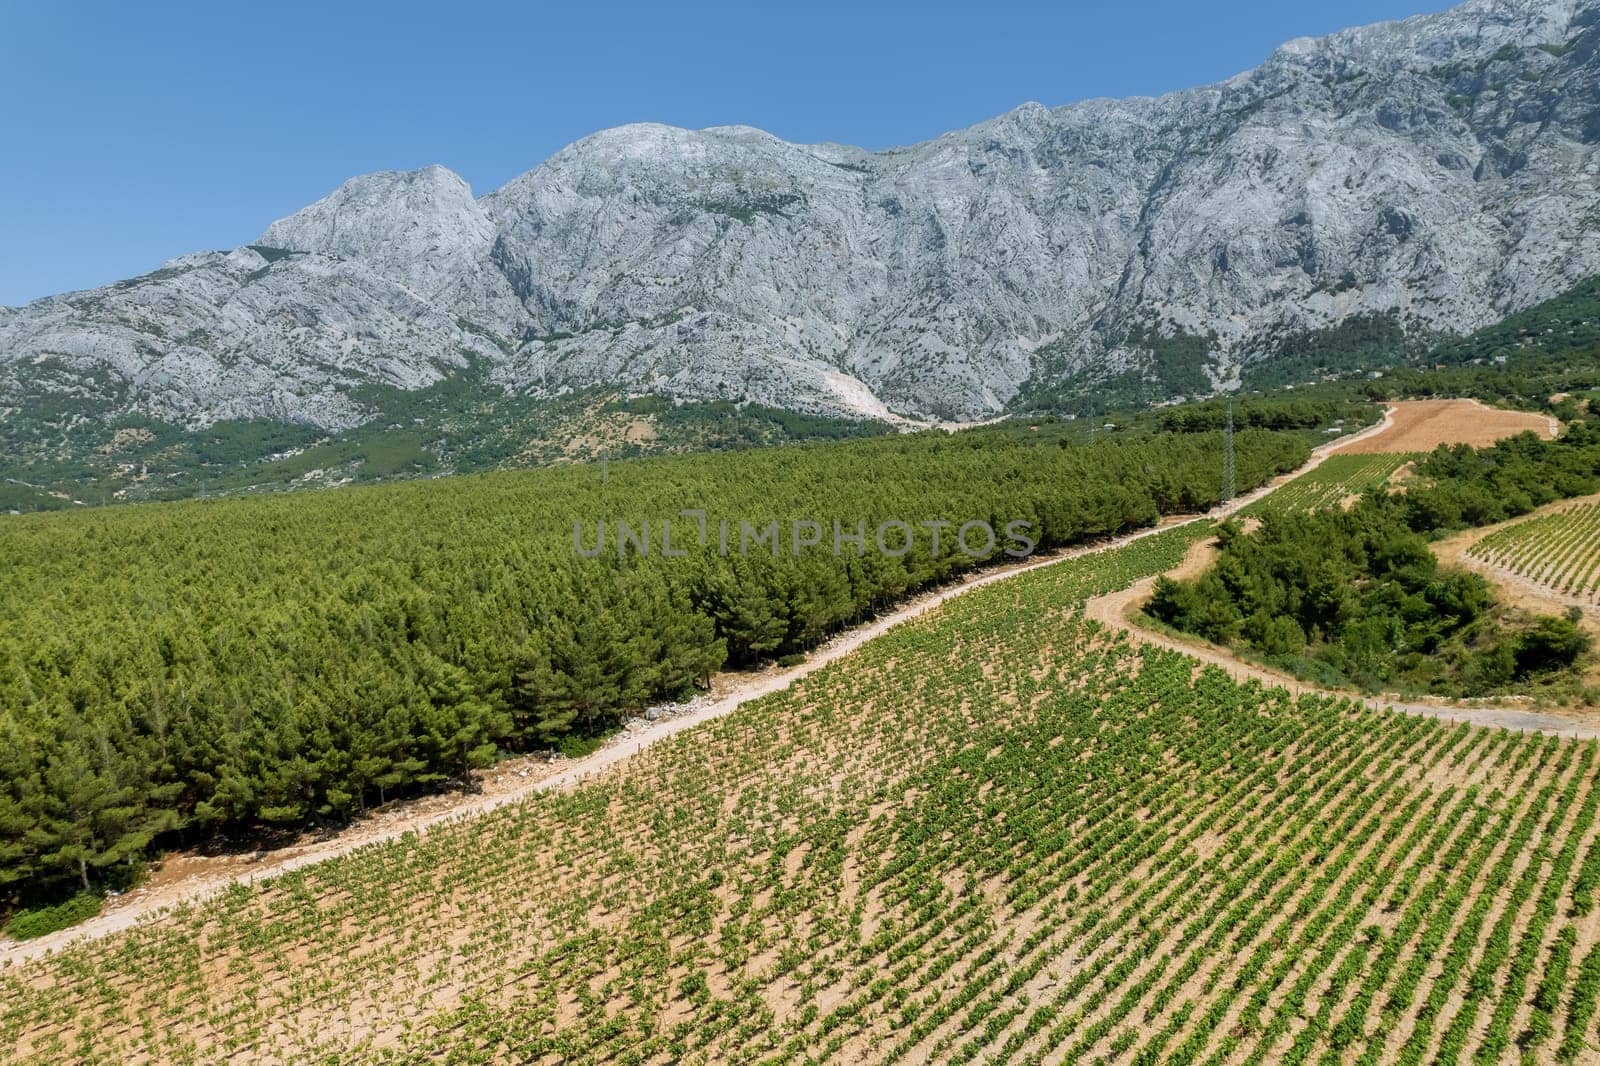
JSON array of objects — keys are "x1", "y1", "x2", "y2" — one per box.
[{"x1": 1, "y1": 0, "x2": 1456, "y2": 307}]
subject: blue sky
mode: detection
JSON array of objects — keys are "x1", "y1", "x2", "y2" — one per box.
[{"x1": 0, "y1": 0, "x2": 1456, "y2": 307}]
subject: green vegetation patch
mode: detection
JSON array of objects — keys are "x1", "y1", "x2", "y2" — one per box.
[
  {"x1": 1241, "y1": 453, "x2": 1421, "y2": 517},
  {"x1": 1471, "y1": 501, "x2": 1600, "y2": 602},
  {"x1": 1017, "y1": 325, "x2": 1217, "y2": 416},
  {"x1": 2, "y1": 892, "x2": 102, "y2": 940},
  {"x1": 1151, "y1": 424, "x2": 1600, "y2": 698},
  {"x1": 1243, "y1": 312, "x2": 1420, "y2": 389}
]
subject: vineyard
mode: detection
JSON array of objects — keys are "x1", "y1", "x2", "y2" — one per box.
[
  {"x1": 6, "y1": 523, "x2": 1600, "y2": 1064},
  {"x1": 1469, "y1": 500, "x2": 1600, "y2": 606},
  {"x1": 1241, "y1": 453, "x2": 1418, "y2": 516}
]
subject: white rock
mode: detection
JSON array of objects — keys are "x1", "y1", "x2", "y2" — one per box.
[{"x1": 2, "y1": 0, "x2": 1597, "y2": 426}]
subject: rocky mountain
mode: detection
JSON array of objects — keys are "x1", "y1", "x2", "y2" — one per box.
[{"x1": 4, "y1": 0, "x2": 1599, "y2": 428}]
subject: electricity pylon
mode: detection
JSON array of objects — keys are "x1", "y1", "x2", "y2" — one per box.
[{"x1": 1221, "y1": 396, "x2": 1237, "y2": 504}]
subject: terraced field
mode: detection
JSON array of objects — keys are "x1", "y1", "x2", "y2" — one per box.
[
  {"x1": 6, "y1": 524, "x2": 1600, "y2": 1064},
  {"x1": 1470, "y1": 501, "x2": 1600, "y2": 606},
  {"x1": 1241, "y1": 452, "x2": 1419, "y2": 517}
]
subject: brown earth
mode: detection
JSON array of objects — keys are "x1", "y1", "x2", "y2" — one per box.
[{"x1": 1332, "y1": 398, "x2": 1557, "y2": 454}]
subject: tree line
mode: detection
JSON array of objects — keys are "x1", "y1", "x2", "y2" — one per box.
[{"x1": 1157, "y1": 397, "x2": 1382, "y2": 435}]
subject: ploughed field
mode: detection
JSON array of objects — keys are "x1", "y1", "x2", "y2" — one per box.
[
  {"x1": 1336, "y1": 400, "x2": 1555, "y2": 454},
  {"x1": 7, "y1": 524, "x2": 1600, "y2": 1064}
]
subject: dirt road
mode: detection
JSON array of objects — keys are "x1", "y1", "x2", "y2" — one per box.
[{"x1": 1084, "y1": 535, "x2": 1600, "y2": 741}]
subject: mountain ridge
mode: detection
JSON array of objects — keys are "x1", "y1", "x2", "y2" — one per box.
[{"x1": 3, "y1": 0, "x2": 1599, "y2": 428}]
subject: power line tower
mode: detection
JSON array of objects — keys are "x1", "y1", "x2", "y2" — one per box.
[{"x1": 1221, "y1": 396, "x2": 1237, "y2": 504}]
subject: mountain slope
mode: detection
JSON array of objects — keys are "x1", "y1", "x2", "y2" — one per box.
[{"x1": 3, "y1": 0, "x2": 1599, "y2": 429}]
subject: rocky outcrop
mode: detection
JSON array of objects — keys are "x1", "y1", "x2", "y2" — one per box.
[{"x1": 3, "y1": 0, "x2": 1598, "y2": 427}]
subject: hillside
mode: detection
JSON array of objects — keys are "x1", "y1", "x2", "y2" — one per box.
[
  {"x1": 0, "y1": 383, "x2": 896, "y2": 513},
  {"x1": 9, "y1": 522, "x2": 1600, "y2": 1063},
  {"x1": 2, "y1": 0, "x2": 1599, "y2": 443},
  {"x1": 5, "y1": 267, "x2": 1599, "y2": 515}
]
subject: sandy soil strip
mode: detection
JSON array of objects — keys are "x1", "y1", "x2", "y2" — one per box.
[{"x1": 0, "y1": 407, "x2": 1409, "y2": 966}]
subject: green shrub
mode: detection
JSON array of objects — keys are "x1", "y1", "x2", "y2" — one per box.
[
  {"x1": 1515, "y1": 616, "x2": 1592, "y2": 676},
  {"x1": 1151, "y1": 422, "x2": 1600, "y2": 698},
  {"x1": 557, "y1": 733, "x2": 607, "y2": 760},
  {"x1": 3, "y1": 892, "x2": 103, "y2": 940}
]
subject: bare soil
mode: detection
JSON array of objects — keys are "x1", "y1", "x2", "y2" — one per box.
[{"x1": 1332, "y1": 398, "x2": 1556, "y2": 454}]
